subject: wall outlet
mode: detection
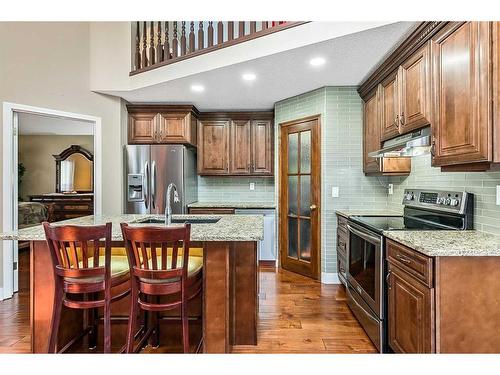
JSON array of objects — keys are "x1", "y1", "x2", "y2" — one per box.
[
  {"x1": 388, "y1": 183, "x2": 394, "y2": 195},
  {"x1": 497, "y1": 185, "x2": 500, "y2": 205},
  {"x1": 331, "y1": 186, "x2": 339, "y2": 198},
  {"x1": 250, "y1": 182, "x2": 255, "y2": 191}
]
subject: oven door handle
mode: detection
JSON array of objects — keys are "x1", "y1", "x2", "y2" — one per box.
[{"x1": 347, "y1": 223, "x2": 381, "y2": 245}]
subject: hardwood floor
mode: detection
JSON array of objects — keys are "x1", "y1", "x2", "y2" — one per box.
[
  {"x1": 0, "y1": 266, "x2": 376, "y2": 354},
  {"x1": 232, "y1": 266, "x2": 377, "y2": 353}
]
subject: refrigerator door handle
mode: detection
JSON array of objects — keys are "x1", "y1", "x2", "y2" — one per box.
[
  {"x1": 151, "y1": 160, "x2": 156, "y2": 210},
  {"x1": 144, "y1": 161, "x2": 149, "y2": 210}
]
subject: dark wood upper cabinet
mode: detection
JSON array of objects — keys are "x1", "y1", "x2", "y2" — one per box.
[
  {"x1": 199, "y1": 112, "x2": 274, "y2": 176},
  {"x1": 431, "y1": 22, "x2": 492, "y2": 167},
  {"x1": 128, "y1": 112, "x2": 157, "y2": 143},
  {"x1": 388, "y1": 263, "x2": 434, "y2": 354},
  {"x1": 198, "y1": 120, "x2": 230, "y2": 175},
  {"x1": 127, "y1": 105, "x2": 198, "y2": 146},
  {"x1": 380, "y1": 71, "x2": 400, "y2": 141},
  {"x1": 400, "y1": 42, "x2": 431, "y2": 133},
  {"x1": 251, "y1": 120, "x2": 273, "y2": 175},
  {"x1": 363, "y1": 89, "x2": 381, "y2": 174},
  {"x1": 230, "y1": 120, "x2": 251, "y2": 174}
]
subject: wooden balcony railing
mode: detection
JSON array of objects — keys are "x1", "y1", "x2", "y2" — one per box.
[{"x1": 131, "y1": 21, "x2": 306, "y2": 75}]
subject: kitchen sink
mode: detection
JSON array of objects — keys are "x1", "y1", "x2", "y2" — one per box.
[{"x1": 133, "y1": 217, "x2": 220, "y2": 225}]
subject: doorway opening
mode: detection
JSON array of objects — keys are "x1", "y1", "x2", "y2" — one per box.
[
  {"x1": 279, "y1": 115, "x2": 321, "y2": 279},
  {"x1": 2, "y1": 102, "x2": 102, "y2": 300}
]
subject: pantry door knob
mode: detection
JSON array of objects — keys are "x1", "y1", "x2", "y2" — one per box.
[{"x1": 310, "y1": 204, "x2": 317, "y2": 210}]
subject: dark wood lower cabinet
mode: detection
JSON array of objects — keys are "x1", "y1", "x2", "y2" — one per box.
[
  {"x1": 387, "y1": 264, "x2": 434, "y2": 353},
  {"x1": 386, "y1": 239, "x2": 500, "y2": 353}
]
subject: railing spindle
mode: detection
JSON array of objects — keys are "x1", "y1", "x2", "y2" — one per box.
[
  {"x1": 142, "y1": 21, "x2": 148, "y2": 68},
  {"x1": 228, "y1": 21, "x2": 234, "y2": 41},
  {"x1": 164, "y1": 22, "x2": 170, "y2": 60},
  {"x1": 208, "y1": 21, "x2": 214, "y2": 47},
  {"x1": 149, "y1": 21, "x2": 155, "y2": 65},
  {"x1": 172, "y1": 22, "x2": 178, "y2": 58},
  {"x1": 198, "y1": 22, "x2": 204, "y2": 50},
  {"x1": 239, "y1": 22, "x2": 245, "y2": 38},
  {"x1": 189, "y1": 22, "x2": 195, "y2": 53},
  {"x1": 180, "y1": 21, "x2": 187, "y2": 56},
  {"x1": 156, "y1": 21, "x2": 163, "y2": 62},
  {"x1": 217, "y1": 21, "x2": 224, "y2": 45},
  {"x1": 261, "y1": 21, "x2": 268, "y2": 30},
  {"x1": 250, "y1": 21, "x2": 256, "y2": 34},
  {"x1": 135, "y1": 21, "x2": 141, "y2": 70}
]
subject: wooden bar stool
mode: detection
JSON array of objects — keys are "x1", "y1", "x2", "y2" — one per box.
[
  {"x1": 43, "y1": 222, "x2": 130, "y2": 353},
  {"x1": 120, "y1": 223, "x2": 203, "y2": 353}
]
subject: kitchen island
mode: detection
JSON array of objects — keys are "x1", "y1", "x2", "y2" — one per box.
[{"x1": 0, "y1": 214, "x2": 263, "y2": 353}]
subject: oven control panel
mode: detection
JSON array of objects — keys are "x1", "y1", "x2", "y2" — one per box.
[{"x1": 402, "y1": 189, "x2": 471, "y2": 214}]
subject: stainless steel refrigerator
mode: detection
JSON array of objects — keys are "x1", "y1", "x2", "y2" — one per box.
[{"x1": 124, "y1": 145, "x2": 198, "y2": 214}]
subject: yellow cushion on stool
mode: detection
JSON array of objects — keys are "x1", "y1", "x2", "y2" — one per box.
[
  {"x1": 140, "y1": 255, "x2": 203, "y2": 284},
  {"x1": 65, "y1": 255, "x2": 130, "y2": 284}
]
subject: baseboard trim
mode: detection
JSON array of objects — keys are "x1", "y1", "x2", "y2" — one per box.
[
  {"x1": 259, "y1": 260, "x2": 277, "y2": 267},
  {"x1": 321, "y1": 272, "x2": 341, "y2": 284}
]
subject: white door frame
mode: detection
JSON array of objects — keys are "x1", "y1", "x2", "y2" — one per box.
[{"x1": 2, "y1": 102, "x2": 102, "y2": 300}]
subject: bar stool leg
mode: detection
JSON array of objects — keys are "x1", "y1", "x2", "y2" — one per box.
[
  {"x1": 151, "y1": 296, "x2": 160, "y2": 348},
  {"x1": 181, "y1": 290, "x2": 189, "y2": 353},
  {"x1": 126, "y1": 283, "x2": 139, "y2": 353},
  {"x1": 104, "y1": 286, "x2": 112, "y2": 353},
  {"x1": 48, "y1": 279, "x2": 64, "y2": 353},
  {"x1": 88, "y1": 293, "x2": 98, "y2": 349}
]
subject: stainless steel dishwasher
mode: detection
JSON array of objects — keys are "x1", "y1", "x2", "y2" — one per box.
[{"x1": 234, "y1": 209, "x2": 276, "y2": 263}]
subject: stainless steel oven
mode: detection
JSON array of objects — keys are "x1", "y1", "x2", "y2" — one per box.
[{"x1": 346, "y1": 221, "x2": 384, "y2": 351}]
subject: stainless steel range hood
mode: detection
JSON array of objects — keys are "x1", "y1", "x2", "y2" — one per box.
[{"x1": 368, "y1": 126, "x2": 431, "y2": 158}]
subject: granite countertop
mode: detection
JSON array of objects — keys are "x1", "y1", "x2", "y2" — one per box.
[
  {"x1": 384, "y1": 230, "x2": 500, "y2": 257},
  {"x1": 336, "y1": 209, "x2": 402, "y2": 218},
  {"x1": 0, "y1": 214, "x2": 264, "y2": 242},
  {"x1": 188, "y1": 201, "x2": 276, "y2": 209}
]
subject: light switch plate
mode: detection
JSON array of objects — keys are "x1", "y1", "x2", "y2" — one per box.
[
  {"x1": 388, "y1": 183, "x2": 394, "y2": 195},
  {"x1": 496, "y1": 185, "x2": 500, "y2": 205},
  {"x1": 331, "y1": 186, "x2": 339, "y2": 198},
  {"x1": 250, "y1": 182, "x2": 255, "y2": 191}
]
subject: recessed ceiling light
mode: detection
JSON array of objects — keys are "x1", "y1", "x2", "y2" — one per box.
[
  {"x1": 309, "y1": 57, "x2": 326, "y2": 67},
  {"x1": 242, "y1": 73, "x2": 257, "y2": 81},
  {"x1": 191, "y1": 84, "x2": 205, "y2": 92}
]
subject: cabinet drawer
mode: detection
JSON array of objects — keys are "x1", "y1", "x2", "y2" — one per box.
[
  {"x1": 188, "y1": 208, "x2": 235, "y2": 215},
  {"x1": 387, "y1": 239, "x2": 433, "y2": 287}
]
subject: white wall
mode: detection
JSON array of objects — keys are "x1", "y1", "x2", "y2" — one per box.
[{"x1": 0, "y1": 22, "x2": 127, "y2": 290}]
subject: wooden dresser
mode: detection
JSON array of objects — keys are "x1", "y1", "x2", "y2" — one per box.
[{"x1": 29, "y1": 194, "x2": 94, "y2": 222}]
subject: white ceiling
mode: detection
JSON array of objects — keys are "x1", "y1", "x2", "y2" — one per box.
[
  {"x1": 18, "y1": 113, "x2": 94, "y2": 135},
  {"x1": 116, "y1": 22, "x2": 416, "y2": 110}
]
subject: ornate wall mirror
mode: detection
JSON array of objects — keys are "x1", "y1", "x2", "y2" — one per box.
[{"x1": 53, "y1": 145, "x2": 94, "y2": 193}]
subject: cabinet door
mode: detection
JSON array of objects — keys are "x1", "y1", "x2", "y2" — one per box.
[
  {"x1": 198, "y1": 120, "x2": 230, "y2": 174},
  {"x1": 128, "y1": 113, "x2": 158, "y2": 143},
  {"x1": 156, "y1": 112, "x2": 189, "y2": 143},
  {"x1": 388, "y1": 264, "x2": 434, "y2": 353},
  {"x1": 251, "y1": 120, "x2": 273, "y2": 175},
  {"x1": 363, "y1": 90, "x2": 381, "y2": 173},
  {"x1": 431, "y1": 22, "x2": 492, "y2": 166},
  {"x1": 400, "y1": 43, "x2": 431, "y2": 133},
  {"x1": 230, "y1": 120, "x2": 251, "y2": 174},
  {"x1": 380, "y1": 71, "x2": 400, "y2": 141}
]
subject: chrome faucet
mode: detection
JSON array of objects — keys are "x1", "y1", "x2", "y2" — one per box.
[{"x1": 165, "y1": 183, "x2": 180, "y2": 225}]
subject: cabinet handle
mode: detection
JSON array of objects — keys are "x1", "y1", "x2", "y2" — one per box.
[
  {"x1": 310, "y1": 204, "x2": 317, "y2": 210},
  {"x1": 400, "y1": 112, "x2": 405, "y2": 126},
  {"x1": 386, "y1": 270, "x2": 392, "y2": 290},
  {"x1": 396, "y1": 254, "x2": 412, "y2": 264},
  {"x1": 394, "y1": 114, "x2": 398, "y2": 127},
  {"x1": 431, "y1": 136, "x2": 436, "y2": 157}
]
